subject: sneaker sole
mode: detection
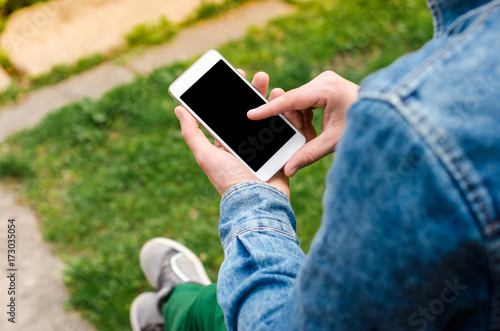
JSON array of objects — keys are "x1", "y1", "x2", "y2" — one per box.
[
  {"x1": 140, "y1": 237, "x2": 212, "y2": 289},
  {"x1": 130, "y1": 292, "x2": 161, "y2": 331}
]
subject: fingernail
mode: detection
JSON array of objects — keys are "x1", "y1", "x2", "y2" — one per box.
[
  {"x1": 290, "y1": 167, "x2": 298, "y2": 176},
  {"x1": 247, "y1": 108, "x2": 258, "y2": 116}
]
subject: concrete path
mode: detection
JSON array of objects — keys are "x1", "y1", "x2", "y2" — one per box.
[
  {"x1": 0, "y1": 1, "x2": 294, "y2": 329},
  {"x1": 0, "y1": 63, "x2": 135, "y2": 142},
  {"x1": 0, "y1": 184, "x2": 94, "y2": 331}
]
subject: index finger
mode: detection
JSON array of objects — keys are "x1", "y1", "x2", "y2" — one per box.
[{"x1": 247, "y1": 83, "x2": 325, "y2": 120}]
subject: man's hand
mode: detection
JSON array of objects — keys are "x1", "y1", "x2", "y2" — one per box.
[
  {"x1": 175, "y1": 71, "x2": 290, "y2": 197},
  {"x1": 247, "y1": 71, "x2": 359, "y2": 177}
]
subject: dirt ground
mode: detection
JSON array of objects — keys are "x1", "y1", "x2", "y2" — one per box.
[{"x1": 0, "y1": 0, "x2": 223, "y2": 75}]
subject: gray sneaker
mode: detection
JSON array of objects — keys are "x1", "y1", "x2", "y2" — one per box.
[
  {"x1": 140, "y1": 238, "x2": 212, "y2": 311},
  {"x1": 130, "y1": 292, "x2": 164, "y2": 331}
]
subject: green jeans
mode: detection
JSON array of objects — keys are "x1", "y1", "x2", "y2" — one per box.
[{"x1": 162, "y1": 283, "x2": 227, "y2": 331}]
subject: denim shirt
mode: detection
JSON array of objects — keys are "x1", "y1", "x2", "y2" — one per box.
[{"x1": 217, "y1": 0, "x2": 500, "y2": 329}]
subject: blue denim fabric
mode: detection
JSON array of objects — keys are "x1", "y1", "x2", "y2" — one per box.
[{"x1": 217, "y1": 0, "x2": 500, "y2": 330}]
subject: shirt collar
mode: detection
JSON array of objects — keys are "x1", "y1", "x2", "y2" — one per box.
[{"x1": 427, "y1": 0, "x2": 493, "y2": 35}]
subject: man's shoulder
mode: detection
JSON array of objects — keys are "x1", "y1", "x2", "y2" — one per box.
[
  {"x1": 347, "y1": 3, "x2": 500, "y2": 267},
  {"x1": 361, "y1": 4, "x2": 500, "y2": 101},
  {"x1": 355, "y1": 4, "x2": 500, "y2": 166}
]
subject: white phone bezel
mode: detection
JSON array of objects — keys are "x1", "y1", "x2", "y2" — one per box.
[{"x1": 169, "y1": 49, "x2": 305, "y2": 182}]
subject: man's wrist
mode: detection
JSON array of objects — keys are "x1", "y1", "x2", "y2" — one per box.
[
  {"x1": 221, "y1": 181, "x2": 289, "y2": 204},
  {"x1": 219, "y1": 181, "x2": 297, "y2": 251}
]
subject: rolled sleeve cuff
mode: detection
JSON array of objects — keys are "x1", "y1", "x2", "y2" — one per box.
[{"x1": 219, "y1": 181, "x2": 299, "y2": 251}]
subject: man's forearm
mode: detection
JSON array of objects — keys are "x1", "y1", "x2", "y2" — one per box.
[{"x1": 217, "y1": 182, "x2": 305, "y2": 330}]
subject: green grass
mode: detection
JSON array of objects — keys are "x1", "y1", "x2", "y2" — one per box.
[
  {"x1": 126, "y1": 16, "x2": 178, "y2": 47},
  {"x1": 0, "y1": 0, "x2": 49, "y2": 16},
  {"x1": 125, "y1": 0, "x2": 254, "y2": 47},
  {"x1": 0, "y1": 0, "x2": 432, "y2": 329},
  {"x1": 28, "y1": 54, "x2": 105, "y2": 89},
  {"x1": 0, "y1": 54, "x2": 105, "y2": 107},
  {"x1": 182, "y1": 0, "x2": 252, "y2": 26},
  {"x1": 0, "y1": 48, "x2": 14, "y2": 74},
  {"x1": 0, "y1": 151, "x2": 33, "y2": 178}
]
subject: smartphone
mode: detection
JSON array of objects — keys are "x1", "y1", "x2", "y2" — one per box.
[{"x1": 169, "y1": 49, "x2": 305, "y2": 181}]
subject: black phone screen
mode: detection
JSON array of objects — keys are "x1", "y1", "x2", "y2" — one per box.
[{"x1": 180, "y1": 60, "x2": 295, "y2": 172}]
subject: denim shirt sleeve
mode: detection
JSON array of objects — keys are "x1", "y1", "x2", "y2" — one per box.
[
  {"x1": 217, "y1": 97, "x2": 490, "y2": 330},
  {"x1": 217, "y1": 181, "x2": 305, "y2": 330}
]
